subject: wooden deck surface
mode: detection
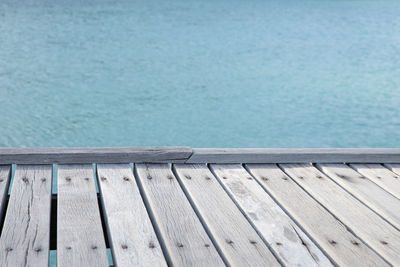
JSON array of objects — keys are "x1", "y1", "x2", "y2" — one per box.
[{"x1": 0, "y1": 149, "x2": 399, "y2": 266}]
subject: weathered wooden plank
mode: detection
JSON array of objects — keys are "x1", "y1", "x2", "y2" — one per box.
[
  {"x1": 0, "y1": 147, "x2": 192, "y2": 164},
  {"x1": 281, "y1": 163, "x2": 400, "y2": 264},
  {"x1": 135, "y1": 164, "x2": 224, "y2": 267},
  {"x1": 351, "y1": 164, "x2": 400, "y2": 200},
  {"x1": 318, "y1": 164, "x2": 400, "y2": 230},
  {"x1": 0, "y1": 166, "x2": 10, "y2": 221},
  {"x1": 246, "y1": 164, "x2": 388, "y2": 267},
  {"x1": 385, "y1": 163, "x2": 400, "y2": 177},
  {"x1": 174, "y1": 164, "x2": 280, "y2": 266},
  {"x1": 210, "y1": 164, "x2": 332, "y2": 266},
  {"x1": 186, "y1": 148, "x2": 400, "y2": 163},
  {"x1": 97, "y1": 164, "x2": 167, "y2": 267},
  {"x1": 57, "y1": 164, "x2": 108, "y2": 267},
  {"x1": 0, "y1": 165, "x2": 52, "y2": 267},
  {"x1": 1, "y1": 147, "x2": 400, "y2": 164}
]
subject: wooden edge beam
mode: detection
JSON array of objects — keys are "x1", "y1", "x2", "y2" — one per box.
[
  {"x1": 0, "y1": 147, "x2": 193, "y2": 164},
  {"x1": 185, "y1": 148, "x2": 400, "y2": 163},
  {"x1": 0, "y1": 147, "x2": 400, "y2": 164}
]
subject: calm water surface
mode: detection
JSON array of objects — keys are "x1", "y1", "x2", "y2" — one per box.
[{"x1": 1, "y1": 0, "x2": 400, "y2": 148}]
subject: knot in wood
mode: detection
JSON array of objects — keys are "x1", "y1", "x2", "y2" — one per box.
[
  {"x1": 205, "y1": 176, "x2": 211, "y2": 180},
  {"x1": 41, "y1": 177, "x2": 46, "y2": 182},
  {"x1": 250, "y1": 240, "x2": 257, "y2": 245},
  {"x1": 148, "y1": 243, "x2": 155, "y2": 249},
  {"x1": 204, "y1": 244, "x2": 210, "y2": 247},
  {"x1": 275, "y1": 242, "x2": 282, "y2": 246},
  {"x1": 226, "y1": 240, "x2": 234, "y2": 245},
  {"x1": 34, "y1": 247, "x2": 42, "y2": 252},
  {"x1": 5, "y1": 247, "x2": 12, "y2": 252},
  {"x1": 177, "y1": 243, "x2": 184, "y2": 248},
  {"x1": 121, "y1": 244, "x2": 128, "y2": 250},
  {"x1": 65, "y1": 177, "x2": 71, "y2": 182},
  {"x1": 185, "y1": 175, "x2": 191, "y2": 180},
  {"x1": 329, "y1": 240, "x2": 337, "y2": 245},
  {"x1": 22, "y1": 177, "x2": 29, "y2": 184},
  {"x1": 380, "y1": 241, "x2": 388, "y2": 245},
  {"x1": 123, "y1": 177, "x2": 130, "y2": 181},
  {"x1": 100, "y1": 176, "x2": 107, "y2": 181},
  {"x1": 167, "y1": 175, "x2": 174, "y2": 180},
  {"x1": 91, "y1": 245, "x2": 98, "y2": 250},
  {"x1": 351, "y1": 241, "x2": 360, "y2": 246}
]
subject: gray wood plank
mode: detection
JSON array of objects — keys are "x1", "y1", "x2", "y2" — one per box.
[
  {"x1": 97, "y1": 164, "x2": 167, "y2": 267},
  {"x1": 351, "y1": 164, "x2": 400, "y2": 200},
  {"x1": 57, "y1": 164, "x2": 108, "y2": 267},
  {"x1": 318, "y1": 163, "x2": 400, "y2": 230},
  {"x1": 174, "y1": 164, "x2": 280, "y2": 266},
  {"x1": 0, "y1": 166, "x2": 11, "y2": 221},
  {"x1": 210, "y1": 164, "x2": 332, "y2": 267},
  {"x1": 186, "y1": 148, "x2": 400, "y2": 163},
  {"x1": 281, "y1": 163, "x2": 400, "y2": 264},
  {"x1": 385, "y1": 163, "x2": 400, "y2": 177},
  {"x1": 246, "y1": 164, "x2": 388, "y2": 267},
  {"x1": 0, "y1": 147, "x2": 192, "y2": 164},
  {"x1": 135, "y1": 164, "x2": 224, "y2": 267},
  {"x1": 0, "y1": 165, "x2": 52, "y2": 267},
  {"x1": 1, "y1": 147, "x2": 400, "y2": 164}
]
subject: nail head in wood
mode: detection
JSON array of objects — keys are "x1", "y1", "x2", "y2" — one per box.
[{"x1": 329, "y1": 240, "x2": 337, "y2": 245}]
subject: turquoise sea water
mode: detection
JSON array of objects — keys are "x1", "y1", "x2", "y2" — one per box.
[{"x1": 1, "y1": 0, "x2": 400, "y2": 148}]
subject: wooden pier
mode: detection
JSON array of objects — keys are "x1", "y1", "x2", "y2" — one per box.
[{"x1": 0, "y1": 147, "x2": 399, "y2": 266}]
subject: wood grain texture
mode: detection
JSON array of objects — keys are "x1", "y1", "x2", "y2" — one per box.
[
  {"x1": 246, "y1": 164, "x2": 388, "y2": 267},
  {"x1": 135, "y1": 164, "x2": 224, "y2": 267},
  {"x1": 0, "y1": 165, "x2": 52, "y2": 267},
  {"x1": 0, "y1": 166, "x2": 10, "y2": 222},
  {"x1": 186, "y1": 148, "x2": 400, "y2": 163},
  {"x1": 1, "y1": 147, "x2": 400, "y2": 164},
  {"x1": 0, "y1": 147, "x2": 192, "y2": 164},
  {"x1": 318, "y1": 164, "x2": 400, "y2": 230},
  {"x1": 351, "y1": 164, "x2": 400, "y2": 200},
  {"x1": 174, "y1": 164, "x2": 280, "y2": 266},
  {"x1": 281, "y1": 164, "x2": 400, "y2": 264},
  {"x1": 210, "y1": 164, "x2": 332, "y2": 267},
  {"x1": 57, "y1": 164, "x2": 108, "y2": 267},
  {"x1": 385, "y1": 163, "x2": 400, "y2": 178},
  {"x1": 97, "y1": 164, "x2": 167, "y2": 267}
]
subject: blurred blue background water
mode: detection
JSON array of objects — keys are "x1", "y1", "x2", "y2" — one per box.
[{"x1": 1, "y1": 0, "x2": 400, "y2": 148}]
